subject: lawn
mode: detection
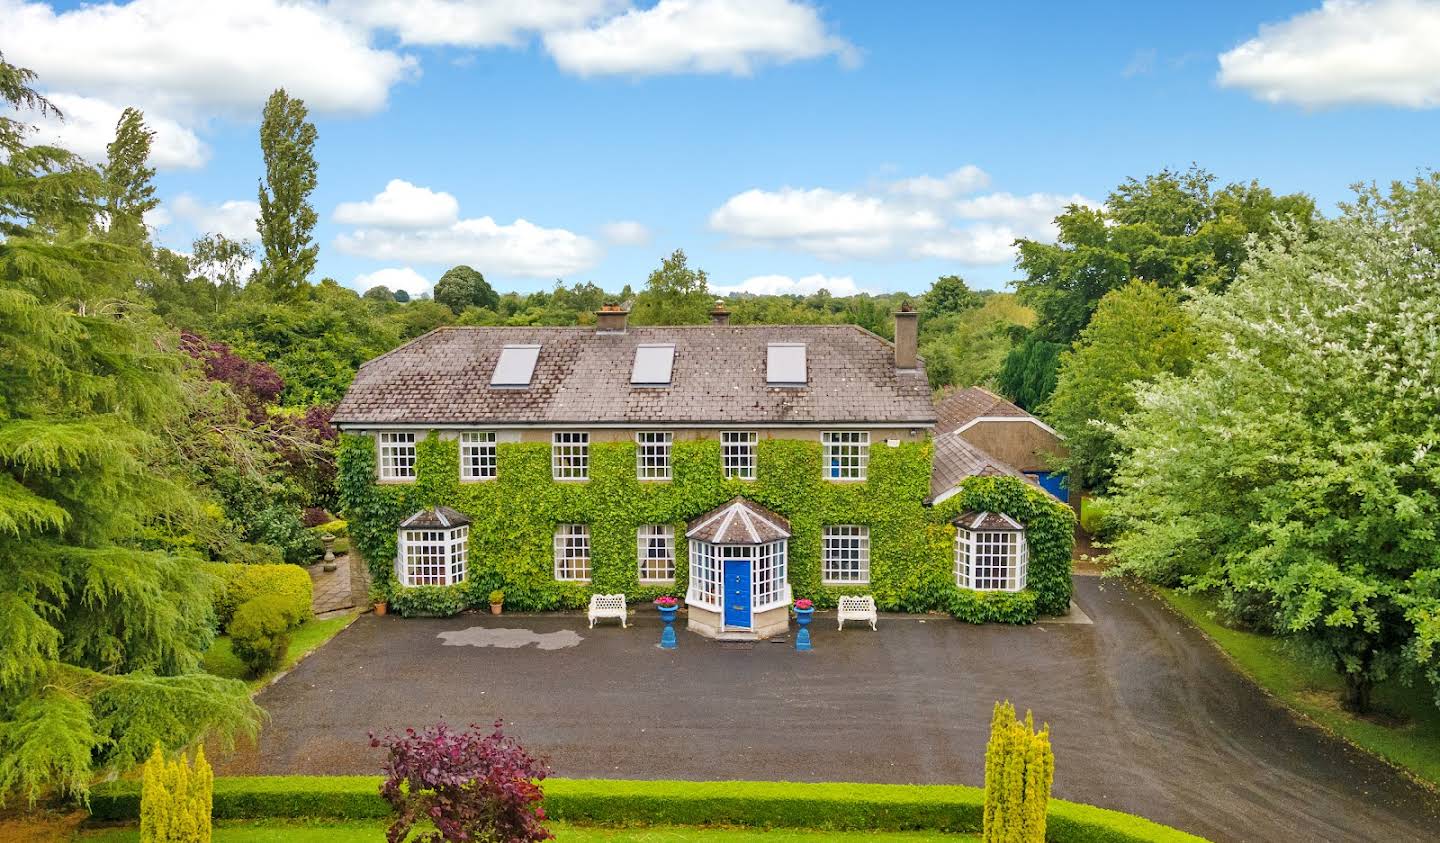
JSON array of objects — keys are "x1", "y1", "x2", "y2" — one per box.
[
  {"x1": 78, "y1": 821, "x2": 978, "y2": 841},
  {"x1": 202, "y1": 611, "x2": 359, "y2": 689},
  {"x1": 1158, "y1": 587, "x2": 1440, "y2": 788}
]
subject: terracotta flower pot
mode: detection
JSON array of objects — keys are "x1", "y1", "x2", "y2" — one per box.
[
  {"x1": 490, "y1": 603, "x2": 503, "y2": 615},
  {"x1": 373, "y1": 601, "x2": 388, "y2": 616}
]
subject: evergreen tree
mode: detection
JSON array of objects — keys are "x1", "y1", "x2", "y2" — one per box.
[
  {"x1": 254, "y1": 88, "x2": 318, "y2": 299},
  {"x1": 0, "y1": 55, "x2": 258, "y2": 805},
  {"x1": 100, "y1": 107, "x2": 158, "y2": 248}
]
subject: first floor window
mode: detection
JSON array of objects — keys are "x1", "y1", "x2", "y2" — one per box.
[
  {"x1": 399, "y1": 526, "x2": 467, "y2": 586},
  {"x1": 637, "y1": 524, "x2": 676, "y2": 581},
  {"x1": 552, "y1": 431, "x2": 589, "y2": 480},
  {"x1": 554, "y1": 524, "x2": 591, "y2": 581},
  {"x1": 822, "y1": 525, "x2": 870, "y2": 584},
  {"x1": 636, "y1": 431, "x2": 672, "y2": 480},
  {"x1": 722, "y1": 431, "x2": 757, "y2": 479},
  {"x1": 823, "y1": 431, "x2": 869, "y2": 480},
  {"x1": 460, "y1": 431, "x2": 497, "y2": 480},
  {"x1": 956, "y1": 527, "x2": 1028, "y2": 591},
  {"x1": 378, "y1": 431, "x2": 416, "y2": 480}
]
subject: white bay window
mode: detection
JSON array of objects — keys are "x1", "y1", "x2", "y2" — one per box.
[{"x1": 954, "y1": 511, "x2": 1028, "y2": 592}]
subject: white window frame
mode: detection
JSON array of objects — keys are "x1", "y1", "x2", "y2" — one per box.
[
  {"x1": 687, "y1": 540, "x2": 722, "y2": 609},
  {"x1": 397, "y1": 525, "x2": 468, "y2": 586},
  {"x1": 822, "y1": 525, "x2": 870, "y2": 584},
  {"x1": 552, "y1": 431, "x2": 589, "y2": 480},
  {"x1": 636, "y1": 431, "x2": 673, "y2": 480},
  {"x1": 554, "y1": 524, "x2": 591, "y2": 581},
  {"x1": 822, "y1": 431, "x2": 869, "y2": 481},
  {"x1": 955, "y1": 528, "x2": 1028, "y2": 592},
  {"x1": 637, "y1": 524, "x2": 676, "y2": 582},
  {"x1": 722, "y1": 431, "x2": 757, "y2": 480},
  {"x1": 377, "y1": 432, "x2": 417, "y2": 481},
  {"x1": 460, "y1": 431, "x2": 497, "y2": 481}
]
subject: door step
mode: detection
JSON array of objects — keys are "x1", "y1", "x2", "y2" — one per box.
[{"x1": 715, "y1": 628, "x2": 759, "y2": 642}]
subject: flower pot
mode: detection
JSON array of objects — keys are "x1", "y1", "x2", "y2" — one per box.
[
  {"x1": 793, "y1": 606, "x2": 814, "y2": 651},
  {"x1": 373, "y1": 601, "x2": 388, "y2": 616},
  {"x1": 656, "y1": 605, "x2": 678, "y2": 623},
  {"x1": 490, "y1": 603, "x2": 503, "y2": 615}
]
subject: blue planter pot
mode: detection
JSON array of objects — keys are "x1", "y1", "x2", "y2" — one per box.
[
  {"x1": 793, "y1": 606, "x2": 814, "y2": 651},
  {"x1": 657, "y1": 604, "x2": 679, "y2": 649}
]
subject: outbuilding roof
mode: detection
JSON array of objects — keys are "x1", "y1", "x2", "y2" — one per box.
[
  {"x1": 687, "y1": 497, "x2": 792, "y2": 545},
  {"x1": 332, "y1": 325, "x2": 933, "y2": 427},
  {"x1": 399, "y1": 506, "x2": 472, "y2": 529},
  {"x1": 934, "y1": 386, "x2": 1033, "y2": 434}
]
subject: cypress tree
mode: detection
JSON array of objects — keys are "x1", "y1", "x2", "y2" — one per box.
[
  {"x1": 254, "y1": 88, "x2": 318, "y2": 299},
  {"x1": 101, "y1": 107, "x2": 159, "y2": 249}
]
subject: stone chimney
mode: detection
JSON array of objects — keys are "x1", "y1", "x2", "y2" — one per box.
[
  {"x1": 596, "y1": 303, "x2": 629, "y2": 334},
  {"x1": 709, "y1": 300, "x2": 732, "y2": 326},
  {"x1": 893, "y1": 302, "x2": 918, "y2": 370}
]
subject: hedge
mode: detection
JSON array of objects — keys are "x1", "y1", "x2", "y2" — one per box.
[
  {"x1": 89, "y1": 777, "x2": 1205, "y2": 842},
  {"x1": 207, "y1": 563, "x2": 314, "y2": 627},
  {"x1": 339, "y1": 433, "x2": 1074, "y2": 618}
]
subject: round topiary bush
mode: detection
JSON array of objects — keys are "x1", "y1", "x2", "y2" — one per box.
[{"x1": 229, "y1": 595, "x2": 298, "y2": 676}]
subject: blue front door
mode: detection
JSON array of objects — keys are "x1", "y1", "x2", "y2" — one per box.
[{"x1": 724, "y1": 559, "x2": 752, "y2": 628}]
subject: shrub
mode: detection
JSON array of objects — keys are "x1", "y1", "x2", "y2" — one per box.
[
  {"x1": 222, "y1": 541, "x2": 284, "y2": 567},
  {"x1": 209, "y1": 563, "x2": 313, "y2": 627},
  {"x1": 983, "y1": 701, "x2": 1054, "y2": 843},
  {"x1": 301, "y1": 507, "x2": 332, "y2": 528},
  {"x1": 316, "y1": 519, "x2": 348, "y2": 538},
  {"x1": 1079, "y1": 496, "x2": 1112, "y2": 538},
  {"x1": 372, "y1": 722, "x2": 552, "y2": 843},
  {"x1": 228, "y1": 596, "x2": 296, "y2": 676},
  {"x1": 140, "y1": 745, "x2": 213, "y2": 843},
  {"x1": 389, "y1": 584, "x2": 468, "y2": 618},
  {"x1": 951, "y1": 589, "x2": 1039, "y2": 624},
  {"x1": 251, "y1": 504, "x2": 322, "y2": 564}
]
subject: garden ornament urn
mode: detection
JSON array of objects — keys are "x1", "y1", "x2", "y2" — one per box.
[
  {"x1": 321, "y1": 533, "x2": 337, "y2": 569},
  {"x1": 793, "y1": 599, "x2": 814, "y2": 651},
  {"x1": 655, "y1": 597, "x2": 679, "y2": 650}
]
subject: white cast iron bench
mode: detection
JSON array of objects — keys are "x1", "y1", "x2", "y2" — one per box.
[
  {"x1": 588, "y1": 594, "x2": 628, "y2": 628},
  {"x1": 837, "y1": 595, "x2": 878, "y2": 631}
]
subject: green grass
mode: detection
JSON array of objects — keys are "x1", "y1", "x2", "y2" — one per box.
[
  {"x1": 78, "y1": 821, "x2": 977, "y2": 841},
  {"x1": 202, "y1": 612, "x2": 358, "y2": 689},
  {"x1": 1158, "y1": 587, "x2": 1440, "y2": 788}
]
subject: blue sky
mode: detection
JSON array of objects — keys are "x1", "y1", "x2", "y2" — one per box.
[{"x1": 9, "y1": 0, "x2": 1440, "y2": 295}]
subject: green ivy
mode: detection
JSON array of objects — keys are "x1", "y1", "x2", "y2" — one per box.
[
  {"x1": 338, "y1": 433, "x2": 1073, "y2": 620},
  {"x1": 388, "y1": 584, "x2": 469, "y2": 618},
  {"x1": 949, "y1": 588, "x2": 1039, "y2": 624}
]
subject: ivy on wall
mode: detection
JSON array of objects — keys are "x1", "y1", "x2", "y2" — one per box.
[{"x1": 337, "y1": 433, "x2": 1073, "y2": 620}]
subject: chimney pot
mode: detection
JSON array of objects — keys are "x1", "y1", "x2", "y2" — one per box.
[
  {"x1": 893, "y1": 303, "x2": 918, "y2": 369},
  {"x1": 709, "y1": 299, "x2": 731, "y2": 326},
  {"x1": 596, "y1": 305, "x2": 629, "y2": 334}
]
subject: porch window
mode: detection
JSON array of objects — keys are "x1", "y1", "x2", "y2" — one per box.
[
  {"x1": 822, "y1": 525, "x2": 870, "y2": 584},
  {"x1": 722, "y1": 431, "x2": 757, "y2": 479},
  {"x1": 554, "y1": 524, "x2": 591, "y2": 581},
  {"x1": 460, "y1": 431, "x2": 497, "y2": 480},
  {"x1": 552, "y1": 431, "x2": 589, "y2": 480},
  {"x1": 688, "y1": 540, "x2": 721, "y2": 607},
  {"x1": 398, "y1": 526, "x2": 467, "y2": 586},
  {"x1": 955, "y1": 521, "x2": 1028, "y2": 592},
  {"x1": 377, "y1": 431, "x2": 416, "y2": 481},
  {"x1": 637, "y1": 524, "x2": 676, "y2": 582},
  {"x1": 822, "y1": 431, "x2": 869, "y2": 480},
  {"x1": 636, "y1": 431, "x2": 672, "y2": 480}
]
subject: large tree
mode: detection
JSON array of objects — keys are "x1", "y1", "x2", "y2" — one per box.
[
  {"x1": 631, "y1": 249, "x2": 711, "y2": 325},
  {"x1": 1106, "y1": 174, "x2": 1440, "y2": 714},
  {"x1": 924, "y1": 274, "x2": 982, "y2": 316},
  {"x1": 100, "y1": 107, "x2": 158, "y2": 248},
  {"x1": 0, "y1": 55, "x2": 258, "y2": 804},
  {"x1": 433, "y1": 264, "x2": 498, "y2": 314},
  {"x1": 254, "y1": 88, "x2": 318, "y2": 299},
  {"x1": 1045, "y1": 281, "x2": 1206, "y2": 491}
]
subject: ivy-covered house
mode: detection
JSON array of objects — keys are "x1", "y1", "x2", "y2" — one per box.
[{"x1": 333, "y1": 305, "x2": 1072, "y2": 636}]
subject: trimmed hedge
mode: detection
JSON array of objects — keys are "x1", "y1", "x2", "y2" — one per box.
[
  {"x1": 207, "y1": 563, "x2": 314, "y2": 627},
  {"x1": 89, "y1": 776, "x2": 1207, "y2": 842},
  {"x1": 951, "y1": 588, "x2": 1039, "y2": 624}
]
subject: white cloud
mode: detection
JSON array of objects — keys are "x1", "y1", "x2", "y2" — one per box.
[
  {"x1": 144, "y1": 206, "x2": 172, "y2": 230},
  {"x1": 335, "y1": 217, "x2": 601, "y2": 278},
  {"x1": 334, "y1": 179, "x2": 460, "y2": 228},
  {"x1": 544, "y1": 0, "x2": 857, "y2": 76},
  {"x1": 1218, "y1": 0, "x2": 1440, "y2": 108},
  {"x1": 24, "y1": 93, "x2": 207, "y2": 170},
  {"x1": 952, "y1": 191, "x2": 1095, "y2": 236},
  {"x1": 709, "y1": 187, "x2": 941, "y2": 259},
  {"x1": 1, "y1": 0, "x2": 416, "y2": 116},
  {"x1": 713, "y1": 273, "x2": 872, "y2": 296},
  {"x1": 336, "y1": 0, "x2": 622, "y2": 47},
  {"x1": 352, "y1": 266, "x2": 433, "y2": 296},
  {"x1": 600, "y1": 220, "x2": 652, "y2": 246},
  {"x1": 887, "y1": 165, "x2": 989, "y2": 200},
  {"x1": 169, "y1": 195, "x2": 261, "y2": 242},
  {"x1": 915, "y1": 225, "x2": 1022, "y2": 265}
]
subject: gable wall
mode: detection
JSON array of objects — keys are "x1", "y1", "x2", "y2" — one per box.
[{"x1": 958, "y1": 420, "x2": 1066, "y2": 473}]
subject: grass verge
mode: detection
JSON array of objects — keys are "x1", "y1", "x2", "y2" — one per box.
[
  {"x1": 202, "y1": 611, "x2": 359, "y2": 689},
  {"x1": 1157, "y1": 587, "x2": 1440, "y2": 788},
  {"x1": 79, "y1": 820, "x2": 979, "y2": 841}
]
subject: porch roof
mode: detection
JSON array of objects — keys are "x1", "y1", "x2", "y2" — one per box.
[{"x1": 686, "y1": 497, "x2": 791, "y2": 545}]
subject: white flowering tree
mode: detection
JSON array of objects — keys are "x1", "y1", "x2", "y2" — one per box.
[{"x1": 1106, "y1": 174, "x2": 1440, "y2": 713}]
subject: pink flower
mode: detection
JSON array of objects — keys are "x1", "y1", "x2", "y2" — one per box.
[
  {"x1": 654, "y1": 596, "x2": 678, "y2": 607},
  {"x1": 794, "y1": 599, "x2": 814, "y2": 610}
]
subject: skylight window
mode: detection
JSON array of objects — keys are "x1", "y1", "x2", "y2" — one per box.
[
  {"x1": 631, "y1": 344, "x2": 675, "y2": 386},
  {"x1": 490, "y1": 344, "x2": 540, "y2": 387},
  {"x1": 766, "y1": 343, "x2": 807, "y2": 385}
]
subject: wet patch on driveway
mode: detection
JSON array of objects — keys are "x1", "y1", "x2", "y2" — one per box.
[{"x1": 437, "y1": 627, "x2": 584, "y2": 650}]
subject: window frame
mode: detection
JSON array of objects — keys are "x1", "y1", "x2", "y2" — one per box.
[
  {"x1": 553, "y1": 524, "x2": 592, "y2": 582},
  {"x1": 822, "y1": 430, "x2": 870, "y2": 481},
  {"x1": 637, "y1": 524, "x2": 677, "y2": 583},
  {"x1": 377, "y1": 431, "x2": 417, "y2": 482},
  {"x1": 397, "y1": 525, "x2": 468, "y2": 587},
  {"x1": 459, "y1": 430, "x2": 497, "y2": 481},
  {"x1": 552, "y1": 431, "x2": 590, "y2": 481},
  {"x1": 721, "y1": 430, "x2": 757, "y2": 480},
  {"x1": 635, "y1": 431, "x2": 673, "y2": 481},
  {"x1": 822, "y1": 525, "x2": 871, "y2": 584},
  {"x1": 955, "y1": 528, "x2": 1028, "y2": 592}
]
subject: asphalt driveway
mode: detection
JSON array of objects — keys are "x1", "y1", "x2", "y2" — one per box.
[{"x1": 221, "y1": 577, "x2": 1440, "y2": 842}]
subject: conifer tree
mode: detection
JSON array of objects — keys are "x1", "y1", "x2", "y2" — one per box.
[
  {"x1": 0, "y1": 53, "x2": 258, "y2": 806},
  {"x1": 254, "y1": 88, "x2": 318, "y2": 299},
  {"x1": 101, "y1": 106, "x2": 159, "y2": 248}
]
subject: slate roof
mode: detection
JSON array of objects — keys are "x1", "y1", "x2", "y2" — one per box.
[
  {"x1": 399, "y1": 506, "x2": 471, "y2": 529},
  {"x1": 687, "y1": 497, "x2": 791, "y2": 544},
  {"x1": 929, "y1": 431, "x2": 1030, "y2": 500},
  {"x1": 934, "y1": 386, "x2": 1033, "y2": 434},
  {"x1": 954, "y1": 510, "x2": 1025, "y2": 531},
  {"x1": 332, "y1": 325, "x2": 934, "y2": 427}
]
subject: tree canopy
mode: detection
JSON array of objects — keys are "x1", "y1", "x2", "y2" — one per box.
[
  {"x1": 433, "y1": 265, "x2": 498, "y2": 314},
  {"x1": 631, "y1": 249, "x2": 712, "y2": 325},
  {"x1": 254, "y1": 88, "x2": 318, "y2": 299}
]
